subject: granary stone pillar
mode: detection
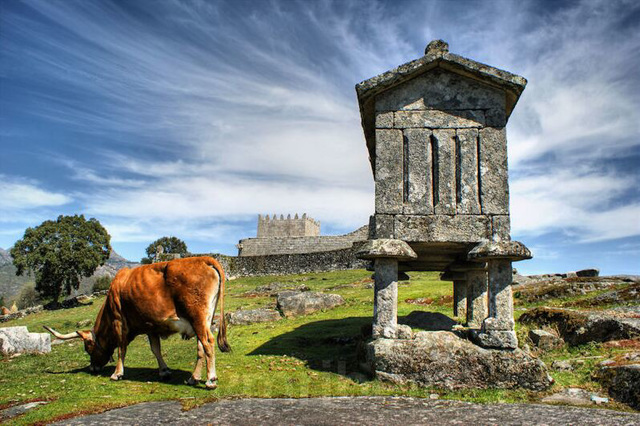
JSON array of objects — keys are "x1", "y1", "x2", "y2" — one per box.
[
  {"x1": 468, "y1": 241, "x2": 532, "y2": 349},
  {"x1": 357, "y1": 239, "x2": 417, "y2": 339},
  {"x1": 440, "y1": 270, "x2": 468, "y2": 319},
  {"x1": 452, "y1": 279, "x2": 467, "y2": 318},
  {"x1": 447, "y1": 262, "x2": 488, "y2": 326}
]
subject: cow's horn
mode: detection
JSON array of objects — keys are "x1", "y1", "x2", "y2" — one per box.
[{"x1": 43, "y1": 326, "x2": 82, "y2": 340}]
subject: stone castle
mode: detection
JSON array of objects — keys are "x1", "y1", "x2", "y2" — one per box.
[
  {"x1": 257, "y1": 214, "x2": 320, "y2": 238},
  {"x1": 237, "y1": 214, "x2": 368, "y2": 257}
]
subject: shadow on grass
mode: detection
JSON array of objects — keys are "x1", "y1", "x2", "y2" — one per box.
[
  {"x1": 248, "y1": 311, "x2": 456, "y2": 379},
  {"x1": 47, "y1": 365, "x2": 193, "y2": 386}
]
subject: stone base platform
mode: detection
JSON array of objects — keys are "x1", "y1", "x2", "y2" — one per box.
[{"x1": 364, "y1": 331, "x2": 552, "y2": 390}]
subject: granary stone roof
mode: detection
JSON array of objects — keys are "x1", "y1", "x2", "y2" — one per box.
[{"x1": 356, "y1": 40, "x2": 527, "y2": 171}]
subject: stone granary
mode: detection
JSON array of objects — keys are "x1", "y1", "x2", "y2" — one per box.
[{"x1": 356, "y1": 40, "x2": 531, "y2": 350}]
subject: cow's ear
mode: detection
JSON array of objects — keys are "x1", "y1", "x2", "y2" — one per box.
[{"x1": 76, "y1": 330, "x2": 93, "y2": 341}]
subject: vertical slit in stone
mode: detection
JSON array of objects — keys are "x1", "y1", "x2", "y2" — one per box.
[
  {"x1": 402, "y1": 132, "x2": 409, "y2": 204},
  {"x1": 455, "y1": 133, "x2": 462, "y2": 207},
  {"x1": 476, "y1": 133, "x2": 483, "y2": 211},
  {"x1": 430, "y1": 134, "x2": 438, "y2": 208}
]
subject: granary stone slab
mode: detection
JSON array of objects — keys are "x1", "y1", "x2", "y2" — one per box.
[
  {"x1": 374, "y1": 68, "x2": 507, "y2": 112},
  {"x1": 393, "y1": 110, "x2": 484, "y2": 129},
  {"x1": 375, "y1": 111, "x2": 393, "y2": 128},
  {"x1": 432, "y1": 129, "x2": 457, "y2": 214},
  {"x1": 356, "y1": 239, "x2": 417, "y2": 261},
  {"x1": 481, "y1": 317, "x2": 515, "y2": 331},
  {"x1": 471, "y1": 329, "x2": 518, "y2": 350},
  {"x1": 0, "y1": 326, "x2": 51, "y2": 355},
  {"x1": 456, "y1": 128, "x2": 481, "y2": 214},
  {"x1": 394, "y1": 215, "x2": 491, "y2": 243},
  {"x1": 468, "y1": 240, "x2": 532, "y2": 261},
  {"x1": 403, "y1": 129, "x2": 433, "y2": 214},
  {"x1": 479, "y1": 127, "x2": 509, "y2": 215},
  {"x1": 491, "y1": 215, "x2": 511, "y2": 242},
  {"x1": 366, "y1": 332, "x2": 551, "y2": 390},
  {"x1": 375, "y1": 129, "x2": 403, "y2": 214},
  {"x1": 369, "y1": 214, "x2": 395, "y2": 239}
]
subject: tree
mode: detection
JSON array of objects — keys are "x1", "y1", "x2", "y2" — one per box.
[
  {"x1": 92, "y1": 275, "x2": 113, "y2": 293},
  {"x1": 142, "y1": 236, "x2": 188, "y2": 264},
  {"x1": 11, "y1": 215, "x2": 111, "y2": 302}
]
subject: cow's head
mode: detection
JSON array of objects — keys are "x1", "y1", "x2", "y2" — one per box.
[{"x1": 44, "y1": 326, "x2": 113, "y2": 373}]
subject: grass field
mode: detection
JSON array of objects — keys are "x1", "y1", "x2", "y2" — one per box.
[{"x1": 0, "y1": 269, "x2": 635, "y2": 423}]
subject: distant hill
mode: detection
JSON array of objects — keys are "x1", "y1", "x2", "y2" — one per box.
[{"x1": 0, "y1": 248, "x2": 139, "y2": 304}]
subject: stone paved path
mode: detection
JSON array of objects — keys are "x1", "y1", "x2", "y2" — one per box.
[{"x1": 53, "y1": 396, "x2": 640, "y2": 425}]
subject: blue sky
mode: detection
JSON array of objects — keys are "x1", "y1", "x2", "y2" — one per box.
[{"x1": 1, "y1": 0, "x2": 639, "y2": 274}]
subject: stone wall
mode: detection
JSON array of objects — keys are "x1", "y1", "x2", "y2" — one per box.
[
  {"x1": 201, "y1": 245, "x2": 370, "y2": 279},
  {"x1": 238, "y1": 226, "x2": 369, "y2": 257}
]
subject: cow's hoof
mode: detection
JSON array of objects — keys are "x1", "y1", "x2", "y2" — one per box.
[
  {"x1": 159, "y1": 369, "x2": 172, "y2": 381},
  {"x1": 110, "y1": 373, "x2": 123, "y2": 381},
  {"x1": 187, "y1": 376, "x2": 199, "y2": 386},
  {"x1": 205, "y1": 379, "x2": 218, "y2": 390}
]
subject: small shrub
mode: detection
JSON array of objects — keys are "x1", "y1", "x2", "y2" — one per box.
[{"x1": 92, "y1": 275, "x2": 113, "y2": 293}]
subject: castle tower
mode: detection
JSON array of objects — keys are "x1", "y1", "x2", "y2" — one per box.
[{"x1": 256, "y1": 213, "x2": 320, "y2": 238}]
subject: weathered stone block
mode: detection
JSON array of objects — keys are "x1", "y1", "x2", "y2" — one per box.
[
  {"x1": 485, "y1": 108, "x2": 506, "y2": 127},
  {"x1": 456, "y1": 128, "x2": 481, "y2": 214},
  {"x1": 375, "y1": 129, "x2": 403, "y2": 214},
  {"x1": 366, "y1": 332, "x2": 552, "y2": 390},
  {"x1": 375, "y1": 111, "x2": 393, "y2": 128},
  {"x1": 394, "y1": 215, "x2": 491, "y2": 243},
  {"x1": 403, "y1": 129, "x2": 433, "y2": 214},
  {"x1": 432, "y1": 129, "x2": 456, "y2": 214},
  {"x1": 471, "y1": 329, "x2": 518, "y2": 349},
  {"x1": 479, "y1": 127, "x2": 509, "y2": 215},
  {"x1": 466, "y1": 269, "x2": 488, "y2": 327},
  {"x1": 369, "y1": 214, "x2": 394, "y2": 239},
  {"x1": 393, "y1": 110, "x2": 484, "y2": 128},
  {"x1": 276, "y1": 292, "x2": 345, "y2": 318},
  {"x1": 491, "y1": 215, "x2": 511, "y2": 241},
  {"x1": 529, "y1": 329, "x2": 563, "y2": 350},
  {"x1": 0, "y1": 326, "x2": 51, "y2": 355}
]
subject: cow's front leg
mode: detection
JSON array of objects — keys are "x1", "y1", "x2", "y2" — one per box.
[
  {"x1": 148, "y1": 334, "x2": 171, "y2": 381},
  {"x1": 111, "y1": 344, "x2": 127, "y2": 381},
  {"x1": 187, "y1": 340, "x2": 205, "y2": 386}
]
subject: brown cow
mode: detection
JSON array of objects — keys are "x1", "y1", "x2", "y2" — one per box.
[{"x1": 44, "y1": 256, "x2": 230, "y2": 389}]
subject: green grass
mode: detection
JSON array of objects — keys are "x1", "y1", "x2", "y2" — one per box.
[{"x1": 0, "y1": 269, "x2": 635, "y2": 423}]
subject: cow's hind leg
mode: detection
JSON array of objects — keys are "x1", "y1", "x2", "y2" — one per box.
[
  {"x1": 148, "y1": 334, "x2": 171, "y2": 381},
  {"x1": 192, "y1": 320, "x2": 218, "y2": 389},
  {"x1": 187, "y1": 340, "x2": 205, "y2": 386}
]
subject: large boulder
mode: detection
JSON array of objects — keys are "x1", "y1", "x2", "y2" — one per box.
[
  {"x1": 365, "y1": 331, "x2": 552, "y2": 390},
  {"x1": 597, "y1": 363, "x2": 640, "y2": 409},
  {"x1": 519, "y1": 307, "x2": 640, "y2": 345},
  {"x1": 277, "y1": 291, "x2": 345, "y2": 318},
  {"x1": 0, "y1": 326, "x2": 51, "y2": 355},
  {"x1": 228, "y1": 309, "x2": 281, "y2": 325}
]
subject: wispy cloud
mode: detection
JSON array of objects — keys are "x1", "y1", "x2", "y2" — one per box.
[{"x1": 0, "y1": 175, "x2": 71, "y2": 211}]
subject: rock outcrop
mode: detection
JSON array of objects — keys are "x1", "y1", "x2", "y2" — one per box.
[
  {"x1": 365, "y1": 331, "x2": 552, "y2": 390},
  {"x1": 228, "y1": 309, "x2": 282, "y2": 325},
  {"x1": 519, "y1": 307, "x2": 640, "y2": 345},
  {"x1": 0, "y1": 326, "x2": 51, "y2": 355},
  {"x1": 276, "y1": 291, "x2": 345, "y2": 318}
]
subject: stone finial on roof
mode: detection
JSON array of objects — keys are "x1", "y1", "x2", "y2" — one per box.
[{"x1": 425, "y1": 39, "x2": 449, "y2": 56}]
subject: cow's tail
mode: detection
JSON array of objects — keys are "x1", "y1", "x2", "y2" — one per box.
[{"x1": 206, "y1": 257, "x2": 231, "y2": 352}]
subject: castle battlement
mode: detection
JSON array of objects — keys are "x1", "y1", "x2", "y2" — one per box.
[{"x1": 257, "y1": 213, "x2": 320, "y2": 238}]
